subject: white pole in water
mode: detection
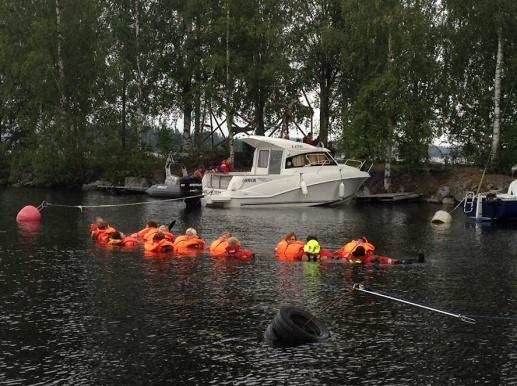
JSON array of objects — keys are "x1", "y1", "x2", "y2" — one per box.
[
  {"x1": 475, "y1": 193, "x2": 483, "y2": 221},
  {"x1": 353, "y1": 284, "x2": 476, "y2": 324}
]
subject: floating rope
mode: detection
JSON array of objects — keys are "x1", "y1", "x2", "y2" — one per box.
[
  {"x1": 37, "y1": 194, "x2": 204, "y2": 213},
  {"x1": 448, "y1": 198, "x2": 465, "y2": 214},
  {"x1": 353, "y1": 283, "x2": 476, "y2": 324}
]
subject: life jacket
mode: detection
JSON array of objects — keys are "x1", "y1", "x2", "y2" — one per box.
[
  {"x1": 160, "y1": 230, "x2": 174, "y2": 242},
  {"x1": 108, "y1": 236, "x2": 139, "y2": 248},
  {"x1": 275, "y1": 239, "x2": 304, "y2": 260},
  {"x1": 142, "y1": 227, "x2": 160, "y2": 242},
  {"x1": 209, "y1": 237, "x2": 229, "y2": 257},
  {"x1": 144, "y1": 238, "x2": 174, "y2": 253},
  {"x1": 334, "y1": 238, "x2": 375, "y2": 259},
  {"x1": 92, "y1": 226, "x2": 117, "y2": 243},
  {"x1": 173, "y1": 235, "x2": 205, "y2": 254}
]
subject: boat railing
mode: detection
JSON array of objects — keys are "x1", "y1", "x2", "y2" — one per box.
[
  {"x1": 463, "y1": 191, "x2": 476, "y2": 213},
  {"x1": 204, "y1": 173, "x2": 234, "y2": 190},
  {"x1": 343, "y1": 159, "x2": 373, "y2": 172}
]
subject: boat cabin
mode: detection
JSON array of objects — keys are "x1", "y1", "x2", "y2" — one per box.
[{"x1": 243, "y1": 136, "x2": 336, "y2": 176}]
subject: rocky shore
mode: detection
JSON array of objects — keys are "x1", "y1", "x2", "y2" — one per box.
[{"x1": 362, "y1": 166, "x2": 516, "y2": 204}]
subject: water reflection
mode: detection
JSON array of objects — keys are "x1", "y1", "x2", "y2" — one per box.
[
  {"x1": 16, "y1": 221, "x2": 41, "y2": 241},
  {"x1": 1, "y1": 188, "x2": 517, "y2": 384}
]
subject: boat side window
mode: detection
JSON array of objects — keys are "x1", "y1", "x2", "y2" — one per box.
[
  {"x1": 305, "y1": 152, "x2": 336, "y2": 166},
  {"x1": 269, "y1": 150, "x2": 283, "y2": 174},
  {"x1": 285, "y1": 154, "x2": 305, "y2": 168},
  {"x1": 257, "y1": 150, "x2": 269, "y2": 168}
]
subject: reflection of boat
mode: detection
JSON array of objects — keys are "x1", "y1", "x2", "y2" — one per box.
[
  {"x1": 463, "y1": 179, "x2": 517, "y2": 221},
  {"x1": 146, "y1": 153, "x2": 202, "y2": 198},
  {"x1": 202, "y1": 135, "x2": 370, "y2": 208}
]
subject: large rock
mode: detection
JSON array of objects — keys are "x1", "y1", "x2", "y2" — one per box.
[{"x1": 428, "y1": 185, "x2": 451, "y2": 203}]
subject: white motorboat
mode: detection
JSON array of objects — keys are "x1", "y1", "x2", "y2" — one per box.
[{"x1": 201, "y1": 135, "x2": 370, "y2": 208}]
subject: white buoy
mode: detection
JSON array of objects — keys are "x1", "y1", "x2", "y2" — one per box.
[
  {"x1": 338, "y1": 182, "x2": 345, "y2": 198},
  {"x1": 431, "y1": 210, "x2": 452, "y2": 224}
]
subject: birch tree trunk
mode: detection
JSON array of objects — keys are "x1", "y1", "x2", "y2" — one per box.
[
  {"x1": 490, "y1": 27, "x2": 503, "y2": 164},
  {"x1": 121, "y1": 71, "x2": 127, "y2": 150},
  {"x1": 226, "y1": 2, "x2": 234, "y2": 164},
  {"x1": 133, "y1": 0, "x2": 144, "y2": 145},
  {"x1": 384, "y1": 32, "x2": 394, "y2": 192},
  {"x1": 384, "y1": 123, "x2": 393, "y2": 192},
  {"x1": 55, "y1": 0, "x2": 65, "y2": 109},
  {"x1": 194, "y1": 75, "x2": 201, "y2": 155}
]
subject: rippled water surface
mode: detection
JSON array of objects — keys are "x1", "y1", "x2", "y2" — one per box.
[{"x1": 1, "y1": 187, "x2": 517, "y2": 385}]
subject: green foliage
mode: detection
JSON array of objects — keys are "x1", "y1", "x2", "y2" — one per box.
[
  {"x1": 0, "y1": 143, "x2": 10, "y2": 181},
  {"x1": 1, "y1": 0, "x2": 517, "y2": 187}
]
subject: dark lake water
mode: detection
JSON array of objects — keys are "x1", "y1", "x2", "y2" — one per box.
[{"x1": 1, "y1": 187, "x2": 517, "y2": 385}]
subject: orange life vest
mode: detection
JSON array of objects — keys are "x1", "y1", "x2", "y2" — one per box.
[
  {"x1": 275, "y1": 239, "x2": 304, "y2": 260},
  {"x1": 108, "y1": 236, "x2": 139, "y2": 248},
  {"x1": 92, "y1": 226, "x2": 117, "y2": 243},
  {"x1": 173, "y1": 235, "x2": 205, "y2": 254},
  {"x1": 161, "y1": 231, "x2": 174, "y2": 241},
  {"x1": 144, "y1": 238, "x2": 174, "y2": 253},
  {"x1": 209, "y1": 237, "x2": 229, "y2": 257},
  {"x1": 141, "y1": 227, "x2": 161, "y2": 242},
  {"x1": 334, "y1": 239, "x2": 375, "y2": 259}
]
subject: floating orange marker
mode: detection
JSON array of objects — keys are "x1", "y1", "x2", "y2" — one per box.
[{"x1": 16, "y1": 205, "x2": 42, "y2": 222}]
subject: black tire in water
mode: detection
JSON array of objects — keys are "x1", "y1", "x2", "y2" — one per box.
[
  {"x1": 266, "y1": 306, "x2": 330, "y2": 345},
  {"x1": 264, "y1": 323, "x2": 279, "y2": 343}
]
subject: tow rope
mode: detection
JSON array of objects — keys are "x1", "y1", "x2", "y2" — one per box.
[{"x1": 37, "y1": 194, "x2": 204, "y2": 213}]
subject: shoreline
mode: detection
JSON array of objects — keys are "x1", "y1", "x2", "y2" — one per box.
[{"x1": 2, "y1": 166, "x2": 515, "y2": 204}]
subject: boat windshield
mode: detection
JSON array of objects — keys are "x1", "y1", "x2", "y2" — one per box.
[{"x1": 285, "y1": 152, "x2": 336, "y2": 168}]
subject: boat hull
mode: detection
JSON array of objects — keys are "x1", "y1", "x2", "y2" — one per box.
[
  {"x1": 147, "y1": 179, "x2": 202, "y2": 198},
  {"x1": 464, "y1": 194, "x2": 517, "y2": 221},
  {"x1": 202, "y1": 176, "x2": 368, "y2": 208}
]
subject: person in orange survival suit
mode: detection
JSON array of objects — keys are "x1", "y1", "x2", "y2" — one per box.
[
  {"x1": 107, "y1": 231, "x2": 139, "y2": 248},
  {"x1": 91, "y1": 221, "x2": 117, "y2": 243},
  {"x1": 158, "y1": 225, "x2": 174, "y2": 242},
  {"x1": 173, "y1": 228, "x2": 205, "y2": 254},
  {"x1": 144, "y1": 231, "x2": 175, "y2": 253},
  {"x1": 334, "y1": 236, "x2": 407, "y2": 265},
  {"x1": 334, "y1": 236, "x2": 376, "y2": 260},
  {"x1": 275, "y1": 232, "x2": 305, "y2": 260},
  {"x1": 224, "y1": 236, "x2": 255, "y2": 260},
  {"x1": 130, "y1": 221, "x2": 160, "y2": 242},
  {"x1": 209, "y1": 231, "x2": 232, "y2": 257}
]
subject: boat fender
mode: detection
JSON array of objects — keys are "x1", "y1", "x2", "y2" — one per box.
[
  {"x1": 431, "y1": 210, "x2": 452, "y2": 224},
  {"x1": 338, "y1": 182, "x2": 345, "y2": 198},
  {"x1": 300, "y1": 180, "x2": 308, "y2": 196}
]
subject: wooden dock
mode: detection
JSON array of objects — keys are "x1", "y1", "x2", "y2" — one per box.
[{"x1": 356, "y1": 192, "x2": 422, "y2": 203}]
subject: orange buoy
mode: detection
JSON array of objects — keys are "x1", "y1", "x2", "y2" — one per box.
[{"x1": 16, "y1": 205, "x2": 42, "y2": 222}]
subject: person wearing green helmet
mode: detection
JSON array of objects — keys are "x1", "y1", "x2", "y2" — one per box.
[{"x1": 302, "y1": 235, "x2": 321, "y2": 261}]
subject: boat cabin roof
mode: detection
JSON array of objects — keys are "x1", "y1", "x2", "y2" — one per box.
[{"x1": 240, "y1": 135, "x2": 324, "y2": 154}]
